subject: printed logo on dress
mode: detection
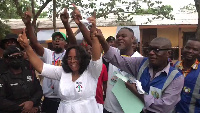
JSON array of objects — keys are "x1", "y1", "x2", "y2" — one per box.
[
  {"x1": 10, "y1": 83, "x2": 18, "y2": 86},
  {"x1": 76, "y1": 82, "x2": 83, "y2": 93}
]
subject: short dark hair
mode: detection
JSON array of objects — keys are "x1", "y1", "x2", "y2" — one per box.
[
  {"x1": 106, "y1": 36, "x2": 115, "y2": 42},
  {"x1": 119, "y1": 27, "x2": 134, "y2": 36},
  {"x1": 62, "y1": 45, "x2": 91, "y2": 74}
]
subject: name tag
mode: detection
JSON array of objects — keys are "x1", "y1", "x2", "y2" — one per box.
[
  {"x1": 109, "y1": 71, "x2": 130, "y2": 86},
  {"x1": 0, "y1": 84, "x2": 3, "y2": 87},
  {"x1": 10, "y1": 83, "x2": 18, "y2": 86},
  {"x1": 109, "y1": 75, "x2": 118, "y2": 86},
  {"x1": 149, "y1": 86, "x2": 162, "y2": 99},
  {"x1": 27, "y1": 76, "x2": 32, "y2": 82}
]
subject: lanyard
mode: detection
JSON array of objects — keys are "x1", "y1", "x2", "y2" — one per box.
[
  {"x1": 51, "y1": 52, "x2": 64, "y2": 90},
  {"x1": 52, "y1": 52, "x2": 64, "y2": 65}
]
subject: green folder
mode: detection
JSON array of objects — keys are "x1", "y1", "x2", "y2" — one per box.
[{"x1": 112, "y1": 79, "x2": 144, "y2": 113}]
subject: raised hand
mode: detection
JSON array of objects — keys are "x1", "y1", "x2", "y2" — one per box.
[
  {"x1": 71, "y1": 4, "x2": 82, "y2": 25},
  {"x1": 125, "y1": 82, "x2": 144, "y2": 103},
  {"x1": 22, "y1": 7, "x2": 32, "y2": 25},
  {"x1": 95, "y1": 28, "x2": 105, "y2": 42},
  {"x1": 60, "y1": 8, "x2": 69, "y2": 24},
  {"x1": 17, "y1": 29, "x2": 30, "y2": 49},
  {"x1": 87, "y1": 12, "x2": 96, "y2": 40},
  {"x1": 125, "y1": 82, "x2": 138, "y2": 93}
]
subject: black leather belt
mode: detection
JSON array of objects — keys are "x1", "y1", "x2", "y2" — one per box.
[{"x1": 44, "y1": 97, "x2": 61, "y2": 102}]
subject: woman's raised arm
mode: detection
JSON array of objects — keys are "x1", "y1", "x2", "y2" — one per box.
[
  {"x1": 88, "y1": 12, "x2": 101, "y2": 61},
  {"x1": 18, "y1": 29, "x2": 44, "y2": 73},
  {"x1": 18, "y1": 29, "x2": 62, "y2": 80}
]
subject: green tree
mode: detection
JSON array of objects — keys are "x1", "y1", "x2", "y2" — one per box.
[
  {"x1": 1, "y1": 0, "x2": 49, "y2": 19},
  {"x1": 12, "y1": 0, "x2": 51, "y2": 33},
  {"x1": 48, "y1": 0, "x2": 174, "y2": 23},
  {"x1": 0, "y1": 21, "x2": 11, "y2": 40},
  {"x1": 1, "y1": 0, "x2": 175, "y2": 37},
  {"x1": 0, "y1": 0, "x2": 11, "y2": 40},
  {"x1": 180, "y1": 3, "x2": 196, "y2": 13},
  {"x1": 0, "y1": 0, "x2": 50, "y2": 39}
]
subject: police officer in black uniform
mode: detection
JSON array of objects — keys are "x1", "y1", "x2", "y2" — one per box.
[
  {"x1": 0, "y1": 46, "x2": 43, "y2": 113},
  {"x1": 0, "y1": 33, "x2": 24, "y2": 75}
]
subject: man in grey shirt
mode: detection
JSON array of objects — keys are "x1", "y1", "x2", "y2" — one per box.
[{"x1": 97, "y1": 35, "x2": 184, "y2": 113}]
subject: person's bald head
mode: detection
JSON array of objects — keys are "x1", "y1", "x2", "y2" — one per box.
[
  {"x1": 148, "y1": 37, "x2": 172, "y2": 68},
  {"x1": 150, "y1": 37, "x2": 172, "y2": 49}
]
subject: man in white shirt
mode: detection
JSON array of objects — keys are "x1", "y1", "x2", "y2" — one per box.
[
  {"x1": 106, "y1": 36, "x2": 116, "y2": 47},
  {"x1": 41, "y1": 32, "x2": 67, "y2": 113},
  {"x1": 132, "y1": 37, "x2": 143, "y2": 57},
  {"x1": 104, "y1": 27, "x2": 142, "y2": 113}
]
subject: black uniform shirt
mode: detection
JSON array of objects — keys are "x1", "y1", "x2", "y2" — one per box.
[
  {"x1": 0, "y1": 67, "x2": 43, "y2": 112},
  {"x1": 0, "y1": 58, "x2": 8, "y2": 75}
]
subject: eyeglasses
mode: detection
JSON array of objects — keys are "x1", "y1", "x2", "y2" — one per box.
[
  {"x1": 53, "y1": 37, "x2": 65, "y2": 41},
  {"x1": 5, "y1": 41, "x2": 16, "y2": 44},
  {"x1": 67, "y1": 57, "x2": 79, "y2": 61},
  {"x1": 8, "y1": 54, "x2": 23, "y2": 59},
  {"x1": 148, "y1": 47, "x2": 170, "y2": 54}
]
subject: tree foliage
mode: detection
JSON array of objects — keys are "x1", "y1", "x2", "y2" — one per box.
[
  {"x1": 180, "y1": 3, "x2": 197, "y2": 13},
  {"x1": 0, "y1": 0, "x2": 175, "y2": 37},
  {"x1": 0, "y1": 21, "x2": 11, "y2": 40},
  {"x1": 1, "y1": 0, "x2": 175, "y2": 22},
  {"x1": 47, "y1": 0, "x2": 174, "y2": 22},
  {"x1": 0, "y1": 0, "x2": 11, "y2": 40},
  {"x1": 194, "y1": 0, "x2": 200, "y2": 39},
  {"x1": 0, "y1": 0, "x2": 50, "y2": 39},
  {"x1": 11, "y1": 0, "x2": 51, "y2": 34},
  {"x1": 0, "y1": 0, "x2": 48, "y2": 19}
]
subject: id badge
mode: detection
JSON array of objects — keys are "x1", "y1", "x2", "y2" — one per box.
[
  {"x1": 149, "y1": 86, "x2": 162, "y2": 99},
  {"x1": 109, "y1": 75, "x2": 118, "y2": 86}
]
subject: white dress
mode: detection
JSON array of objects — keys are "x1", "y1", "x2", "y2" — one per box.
[{"x1": 41, "y1": 58, "x2": 102, "y2": 113}]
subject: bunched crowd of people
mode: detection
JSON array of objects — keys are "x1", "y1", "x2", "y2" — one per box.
[{"x1": 0, "y1": 4, "x2": 200, "y2": 113}]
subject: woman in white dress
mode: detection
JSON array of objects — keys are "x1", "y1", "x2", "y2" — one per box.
[{"x1": 18, "y1": 16, "x2": 102, "y2": 113}]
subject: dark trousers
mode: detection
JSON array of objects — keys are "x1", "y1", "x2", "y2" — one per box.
[{"x1": 41, "y1": 97, "x2": 60, "y2": 113}]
